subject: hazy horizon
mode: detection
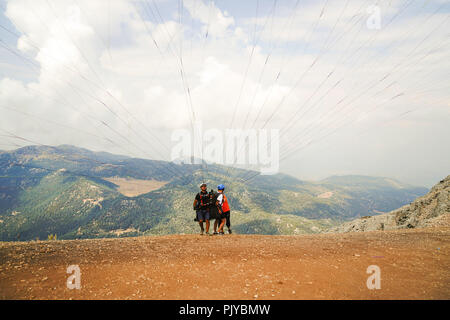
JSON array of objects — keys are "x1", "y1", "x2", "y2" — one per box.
[{"x1": 0, "y1": 142, "x2": 445, "y2": 189}]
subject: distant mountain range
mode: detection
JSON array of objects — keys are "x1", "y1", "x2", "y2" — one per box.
[
  {"x1": 329, "y1": 175, "x2": 449, "y2": 233},
  {"x1": 0, "y1": 145, "x2": 428, "y2": 241}
]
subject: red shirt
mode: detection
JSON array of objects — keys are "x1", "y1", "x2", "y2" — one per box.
[{"x1": 217, "y1": 193, "x2": 230, "y2": 212}]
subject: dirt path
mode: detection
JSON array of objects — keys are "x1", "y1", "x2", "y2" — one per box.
[{"x1": 0, "y1": 228, "x2": 449, "y2": 300}]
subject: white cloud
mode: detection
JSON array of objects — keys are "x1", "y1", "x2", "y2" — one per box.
[
  {"x1": 183, "y1": 0, "x2": 234, "y2": 38},
  {"x1": 0, "y1": 0, "x2": 448, "y2": 186}
]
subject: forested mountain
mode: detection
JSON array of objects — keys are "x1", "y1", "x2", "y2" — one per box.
[{"x1": 0, "y1": 145, "x2": 428, "y2": 240}]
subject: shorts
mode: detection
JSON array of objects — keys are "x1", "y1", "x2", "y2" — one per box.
[
  {"x1": 196, "y1": 209, "x2": 210, "y2": 221},
  {"x1": 222, "y1": 210, "x2": 230, "y2": 222},
  {"x1": 218, "y1": 210, "x2": 230, "y2": 222}
]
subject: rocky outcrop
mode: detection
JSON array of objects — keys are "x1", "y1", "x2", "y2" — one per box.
[{"x1": 329, "y1": 175, "x2": 450, "y2": 233}]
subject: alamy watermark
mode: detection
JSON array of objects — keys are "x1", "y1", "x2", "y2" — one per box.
[
  {"x1": 171, "y1": 122, "x2": 280, "y2": 175},
  {"x1": 367, "y1": 5, "x2": 381, "y2": 30},
  {"x1": 366, "y1": 265, "x2": 381, "y2": 290},
  {"x1": 66, "y1": 264, "x2": 81, "y2": 290}
]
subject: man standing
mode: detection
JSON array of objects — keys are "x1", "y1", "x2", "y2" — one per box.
[
  {"x1": 193, "y1": 183, "x2": 210, "y2": 235},
  {"x1": 216, "y1": 184, "x2": 232, "y2": 235}
]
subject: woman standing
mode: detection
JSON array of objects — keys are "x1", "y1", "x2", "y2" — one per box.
[{"x1": 216, "y1": 184, "x2": 231, "y2": 235}]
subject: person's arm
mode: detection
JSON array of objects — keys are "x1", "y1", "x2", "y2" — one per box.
[
  {"x1": 216, "y1": 194, "x2": 223, "y2": 206},
  {"x1": 193, "y1": 193, "x2": 200, "y2": 209}
]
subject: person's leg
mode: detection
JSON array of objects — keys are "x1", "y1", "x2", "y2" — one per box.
[
  {"x1": 225, "y1": 212, "x2": 231, "y2": 231},
  {"x1": 196, "y1": 211, "x2": 204, "y2": 234},
  {"x1": 218, "y1": 218, "x2": 226, "y2": 233},
  {"x1": 204, "y1": 210, "x2": 210, "y2": 234},
  {"x1": 214, "y1": 219, "x2": 218, "y2": 233}
]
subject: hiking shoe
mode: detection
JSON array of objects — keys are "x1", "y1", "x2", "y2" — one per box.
[
  {"x1": 213, "y1": 232, "x2": 218, "y2": 235},
  {"x1": 228, "y1": 229, "x2": 232, "y2": 234},
  {"x1": 200, "y1": 231, "x2": 204, "y2": 235},
  {"x1": 219, "y1": 231, "x2": 224, "y2": 235}
]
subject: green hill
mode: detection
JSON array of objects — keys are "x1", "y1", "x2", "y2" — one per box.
[{"x1": 0, "y1": 145, "x2": 428, "y2": 241}]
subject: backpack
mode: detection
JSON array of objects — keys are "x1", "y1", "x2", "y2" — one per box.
[
  {"x1": 208, "y1": 190, "x2": 221, "y2": 218},
  {"x1": 209, "y1": 189, "x2": 218, "y2": 206}
]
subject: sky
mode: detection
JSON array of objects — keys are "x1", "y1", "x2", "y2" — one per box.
[{"x1": 0, "y1": 0, "x2": 449, "y2": 188}]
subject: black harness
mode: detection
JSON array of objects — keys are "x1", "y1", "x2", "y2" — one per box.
[{"x1": 197, "y1": 191, "x2": 210, "y2": 209}]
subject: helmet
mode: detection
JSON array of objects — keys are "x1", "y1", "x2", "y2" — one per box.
[
  {"x1": 200, "y1": 183, "x2": 207, "y2": 188},
  {"x1": 217, "y1": 184, "x2": 225, "y2": 190}
]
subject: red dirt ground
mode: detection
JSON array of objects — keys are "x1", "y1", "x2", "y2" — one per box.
[{"x1": 0, "y1": 227, "x2": 449, "y2": 300}]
